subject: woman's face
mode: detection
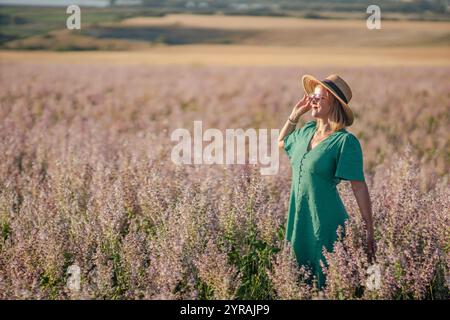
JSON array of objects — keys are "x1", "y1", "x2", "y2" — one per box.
[{"x1": 310, "y1": 85, "x2": 333, "y2": 119}]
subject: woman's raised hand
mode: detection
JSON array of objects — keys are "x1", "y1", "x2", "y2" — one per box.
[{"x1": 290, "y1": 94, "x2": 312, "y2": 121}]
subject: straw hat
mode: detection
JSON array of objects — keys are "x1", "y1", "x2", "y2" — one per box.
[{"x1": 301, "y1": 74, "x2": 354, "y2": 126}]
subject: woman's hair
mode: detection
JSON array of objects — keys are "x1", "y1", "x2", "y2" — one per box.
[{"x1": 315, "y1": 85, "x2": 348, "y2": 132}]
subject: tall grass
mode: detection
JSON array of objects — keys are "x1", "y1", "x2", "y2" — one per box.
[{"x1": 0, "y1": 63, "x2": 448, "y2": 299}]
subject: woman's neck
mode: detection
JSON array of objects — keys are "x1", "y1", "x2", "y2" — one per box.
[{"x1": 315, "y1": 119, "x2": 333, "y2": 135}]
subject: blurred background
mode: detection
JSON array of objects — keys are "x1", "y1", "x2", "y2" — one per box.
[{"x1": 0, "y1": 0, "x2": 449, "y2": 64}]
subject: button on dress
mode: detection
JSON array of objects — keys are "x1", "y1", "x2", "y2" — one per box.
[{"x1": 283, "y1": 120, "x2": 365, "y2": 289}]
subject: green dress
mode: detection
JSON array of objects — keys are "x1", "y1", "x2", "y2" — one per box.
[{"x1": 283, "y1": 120, "x2": 365, "y2": 289}]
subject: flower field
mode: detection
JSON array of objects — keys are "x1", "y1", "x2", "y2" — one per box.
[{"x1": 0, "y1": 62, "x2": 448, "y2": 299}]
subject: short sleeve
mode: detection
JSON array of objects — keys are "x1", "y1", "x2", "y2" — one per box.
[
  {"x1": 283, "y1": 128, "x2": 301, "y2": 158},
  {"x1": 284, "y1": 120, "x2": 315, "y2": 159},
  {"x1": 335, "y1": 134, "x2": 365, "y2": 182}
]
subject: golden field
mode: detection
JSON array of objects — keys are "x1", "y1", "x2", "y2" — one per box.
[
  {"x1": 1, "y1": 45, "x2": 449, "y2": 66},
  {"x1": 2, "y1": 14, "x2": 449, "y2": 66},
  {"x1": 118, "y1": 14, "x2": 450, "y2": 47}
]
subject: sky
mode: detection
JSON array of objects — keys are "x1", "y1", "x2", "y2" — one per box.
[{"x1": 0, "y1": 0, "x2": 142, "y2": 7}]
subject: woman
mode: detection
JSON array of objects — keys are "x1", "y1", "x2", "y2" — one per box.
[{"x1": 278, "y1": 74, "x2": 375, "y2": 289}]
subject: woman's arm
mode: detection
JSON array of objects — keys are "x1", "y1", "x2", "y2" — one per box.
[
  {"x1": 350, "y1": 180, "x2": 376, "y2": 262},
  {"x1": 278, "y1": 94, "x2": 312, "y2": 149},
  {"x1": 278, "y1": 118, "x2": 299, "y2": 149}
]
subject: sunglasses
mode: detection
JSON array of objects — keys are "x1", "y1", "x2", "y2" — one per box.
[{"x1": 308, "y1": 93, "x2": 326, "y2": 103}]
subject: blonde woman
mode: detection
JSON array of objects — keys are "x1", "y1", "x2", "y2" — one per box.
[{"x1": 278, "y1": 74, "x2": 375, "y2": 289}]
